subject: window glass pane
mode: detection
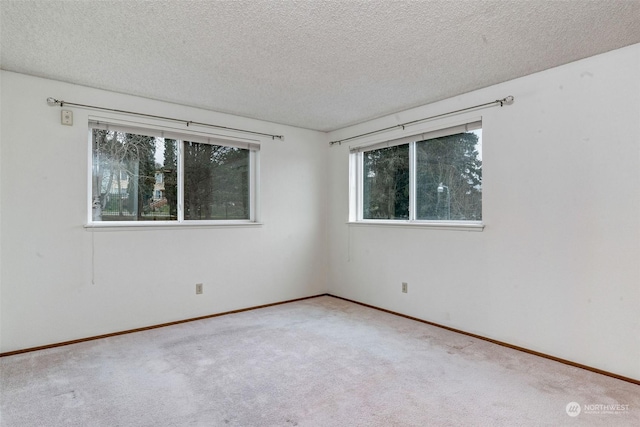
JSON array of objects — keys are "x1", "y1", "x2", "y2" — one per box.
[
  {"x1": 162, "y1": 138, "x2": 178, "y2": 220},
  {"x1": 184, "y1": 142, "x2": 250, "y2": 220},
  {"x1": 363, "y1": 144, "x2": 410, "y2": 219},
  {"x1": 415, "y1": 130, "x2": 482, "y2": 220},
  {"x1": 91, "y1": 129, "x2": 177, "y2": 221}
]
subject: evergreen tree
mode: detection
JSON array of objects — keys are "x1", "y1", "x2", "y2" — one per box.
[
  {"x1": 362, "y1": 131, "x2": 482, "y2": 221},
  {"x1": 416, "y1": 132, "x2": 482, "y2": 220},
  {"x1": 363, "y1": 144, "x2": 410, "y2": 219},
  {"x1": 122, "y1": 133, "x2": 156, "y2": 220},
  {"x1": 163, "y1": 139, "x2": 178, "y2": 219},
  {"x1": 184, "y1": 142, "x2": 249, "y2": 220}
]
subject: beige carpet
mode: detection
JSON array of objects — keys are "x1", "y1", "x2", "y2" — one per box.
[{"x1": 1, "y1": 296, "x2": 638, "y2": 426}]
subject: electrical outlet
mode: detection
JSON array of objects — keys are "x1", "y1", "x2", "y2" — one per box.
[
  {"x1": 196, "y1": 283, "x2": 203, "y2": 294},
  {"x1": 402, "y1": 282, "x2": 408, "y2": 293}
]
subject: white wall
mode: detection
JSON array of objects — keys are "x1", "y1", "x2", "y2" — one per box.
[
  {"x1": 0, "y1": 72, "x2": 328, "y2": 353},
  {"x1": 2, "y1": 45, "x2": 639, "y2": 381},
  {"x1": 327, "y1": 44, "x2": 640, "y2": 380},
  {"x1": 0, "y1": 73, "x2": 3, "y2": 351}
]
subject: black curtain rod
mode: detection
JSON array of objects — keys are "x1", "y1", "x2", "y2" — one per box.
[
  {"x1": 46, "y1": 98, "x2": 285, "y2": 141},
  {"x1": 329, "y1": 96, "x2": 514, "y2": 146}
]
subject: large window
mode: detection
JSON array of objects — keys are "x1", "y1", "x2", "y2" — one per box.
[
  {"x1": 352, "y1": 121, "x2": 482, "y2": 225},
  {"x1": 89, "y1": 122, "x2": 258, "y2": 224}
]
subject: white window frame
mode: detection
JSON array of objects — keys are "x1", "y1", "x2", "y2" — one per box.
[
  {"x1": 349, "y1": 117, "x2": 484, "y2": 231},
  {"x1": 86, "y1": 117, "x2": 261, "y2": 228}
]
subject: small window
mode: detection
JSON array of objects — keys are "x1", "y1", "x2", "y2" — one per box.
[
  {"x1": 90, "y1": 122, "x2": 258, "y2": 224},
  {"x1": 352, "y1": 121, "x2": 482, "y2": 224}
]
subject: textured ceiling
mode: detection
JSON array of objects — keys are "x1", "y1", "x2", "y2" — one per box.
[{"x1": 1, "y1": 1, "x2": 639, "y2": 132}]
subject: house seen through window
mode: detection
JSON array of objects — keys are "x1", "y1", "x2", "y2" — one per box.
[{"x1": 90, "y1": 123, "x2": 256, "y2": 223}]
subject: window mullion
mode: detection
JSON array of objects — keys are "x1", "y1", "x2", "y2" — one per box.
[
  {"x1": 409, "y1": 142, "x2": 416, "y2": 221},
  {"x1": 356, "y1": 152, "x2": 364, "y2": 221},
  {"x1": 249, "y1": 150, "x2": 257, "y2": 222},
  {"x1": 177, "y1": 140, "x2": 185, "y2": 222}
]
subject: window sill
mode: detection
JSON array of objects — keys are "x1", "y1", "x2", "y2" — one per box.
[
  {"x1": 85, "y1": 221, "x2": 263, "y2": 231},
  {"x1": 347, "y1": 220, "x2": 484, "y2": 232}
]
